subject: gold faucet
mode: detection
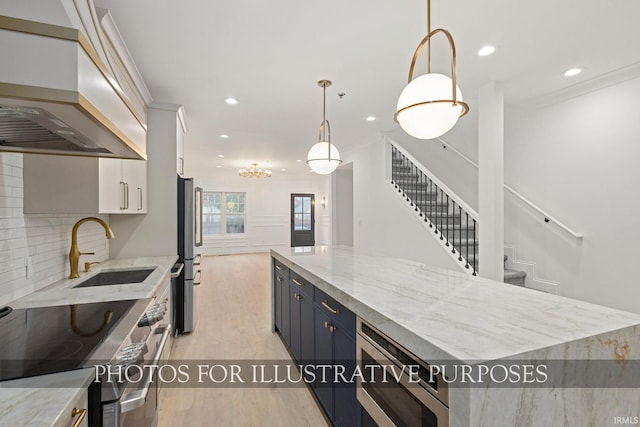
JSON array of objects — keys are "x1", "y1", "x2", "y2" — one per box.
[{"x1": 69, "y1": 217, "x2": 114, "y2": 279}]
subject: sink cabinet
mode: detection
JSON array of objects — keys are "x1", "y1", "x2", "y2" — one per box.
[
  {"x1": 24, "y1": 155, "x2": 147, "y2": 214},
  {"x1": 272, "y1": 257, "x2": 362, "y2": 427}
]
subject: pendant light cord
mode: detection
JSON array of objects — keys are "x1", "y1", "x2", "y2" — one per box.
[{"x1": 427, "y1": 0, "x2": 431, "y2": 73}]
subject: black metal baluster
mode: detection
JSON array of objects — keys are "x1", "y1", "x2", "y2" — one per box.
[
  {"x1": 434, "y1": 185, "x2": 439, "y2": 234},
  {"x1": 439, "y1": 187, "x2": 443, "y2": 236},
  {"x1": 444, "y1": 195, "x2": 450, "y2": 246},
  {"x1": 458, "y1": 206, "x2": 463, "y2": 261},
  {"x1": 391, "y1": 145, "x2": 396, "y2": 183},
  {"x1": 472, "y1": 219, "x2": 477, "y2": 275},
  {"x1": 451, "y1": 201, "x2": 456, "y2": 253},
  {"x1": 411, "y1": 165, "x2": 417, "y2": 209},
  {"x1": 465, "y1": 212, "x2": 470, "y2": 269},
  {"x1": 424, "y1": 175, "x2": 430, "y2": 223}
]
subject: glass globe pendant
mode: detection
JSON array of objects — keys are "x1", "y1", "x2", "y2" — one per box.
[
  {"x1": 394, "y1": 0, "x2": 469, "y2": 139},
  {"x1": 307, "y1": 80, "x2": 342, "y2": 175}
]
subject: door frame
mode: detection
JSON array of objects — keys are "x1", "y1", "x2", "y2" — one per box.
[{"x1": 290, "y1": 193, "x2": 315, "y2": 247}]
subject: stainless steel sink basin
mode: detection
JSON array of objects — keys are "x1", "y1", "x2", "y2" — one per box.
[{"x1": 73, "y1": 268, "x2": 155, "y2": 288}]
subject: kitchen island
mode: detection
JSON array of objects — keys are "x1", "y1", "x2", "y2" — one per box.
[{"x1": 272, "y1": 246, "x2": 640, "y2": 426}]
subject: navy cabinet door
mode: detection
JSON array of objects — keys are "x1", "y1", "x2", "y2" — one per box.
[
  {"x1": 274, "y1": 275, "x2": 283, "y2": 331},
  {"x1": 280, "y1": 278, "x2": 291, "y2": 346},
  {"x1": 300, "y1": 293, "x2": 314, "y2": 365},
  {"x1": 314, "y1": 308, "x2": 333, "y2": 418},
  {"x1": 333, "y1": 325, "x2": 358, "y2": 427},
  {"x1": 289, "y1": 284, "x2": 302, "y2": 362}
]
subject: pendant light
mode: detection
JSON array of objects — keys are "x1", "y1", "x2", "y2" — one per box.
[
  {"x1": 307, "y1": 80, "x2": 342, "y2": 175},
  {"x1": 395, "y1": 0, "x2": 469, "y2": 139}
]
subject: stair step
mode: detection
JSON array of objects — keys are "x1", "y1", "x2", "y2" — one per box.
[{"x1": 504, "y1": 269, "x2": 526, "y2": 286}]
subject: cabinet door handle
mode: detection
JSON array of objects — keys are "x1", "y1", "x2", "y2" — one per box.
[
  {"x1": 125, "y1": 182, "x2": 129, "y2": 210},
  {"x1": 71, "y1": 408, "x2": 87, "y2": 427},
  {"x1": 292, "y1": 278, "x2": 304, "y2": 287},
  {"x1": 294, "y1": 293, "x2": 302, "y2": 301},
  {"x1": 321, "y1": 300, "x2": 340, "y2": 315},
  {"x1": 138, "y1": 187, "x2": 143, "y2": 210},
  {"x1": 120, "y1": 181, "x2": 126, "y2": 209},
  {"x1": 193, "y1": 270, "x2": 202, "y2": 285},
  {"x1": 324, "y1": 321, "x2": 335, "y2": 333},
  {"x1": 180, "y1": 157, "x2": 184, "y2": 175},
  {"x1": 275, "y1": 264, "x2": 284, "y2": 271}
]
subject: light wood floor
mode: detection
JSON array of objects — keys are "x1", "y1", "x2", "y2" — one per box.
[{"x1": 159, "y1": 253, "x2": 328, "y2": 427}]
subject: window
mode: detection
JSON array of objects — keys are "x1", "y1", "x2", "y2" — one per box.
[{"x1": 203, "y1": 192, "x2": 245, "y2": 235}]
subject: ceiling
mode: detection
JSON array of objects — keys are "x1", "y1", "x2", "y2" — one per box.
[{"x1": 94, "y1": 0, "x2": 640, "y2": 174}]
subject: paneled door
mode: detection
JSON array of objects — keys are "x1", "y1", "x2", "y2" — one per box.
[{"x1": 290, "y1": 194, "x2": 315, "y2": 247}]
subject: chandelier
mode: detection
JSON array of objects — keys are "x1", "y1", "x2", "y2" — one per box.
[
  {"x1": 395, "y1": 0, "x2": 469, "y2": 139},
  {"x1": 307, "y1": 80, "x2": 342, "y2": 175},
  {"x1": 238, "y1": 163, "x2": 272, "y2": 178}
]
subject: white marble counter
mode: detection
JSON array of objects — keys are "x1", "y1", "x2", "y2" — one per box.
[
  {"x1": 9, "y1": 255, "x2": 178, "y2": 309},
  {"x1": 272, "y1": 246, "x2": 640, "y2": 425},
  {"x1": 0, "y1": 368, "x2": 95, "y2": 427},
  {"x1": 272, "y1": 246, "x2": 640, "y2": 363}
]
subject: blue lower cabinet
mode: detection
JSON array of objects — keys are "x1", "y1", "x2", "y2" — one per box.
[
  {"x1": 280, "y1": 277, "x2": 291, "y2": 346},
  {"x1": 314, "y1": 308, "x2": 334, "y2": 417},
  {"x1": 333, "y1": 324, "x2": 358, "y2": 427},
  {"x1": 300, "y1": 293, "x2": 315, "y2": 364},
  {"x1": 289, "y1": 284, "x2": 302, "y2": 361},
  {"x1": 361, "y1": 406, "x2": 377, "y2": 427}
]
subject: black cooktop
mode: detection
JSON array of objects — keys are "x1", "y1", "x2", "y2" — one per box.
[{"x1": 0, "y1": 299, "x2": 137, "y2": 382}]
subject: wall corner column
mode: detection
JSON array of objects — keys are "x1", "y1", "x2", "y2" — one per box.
[{"x1": 478, "y1": 81, "x2": 504, "y2": 281}]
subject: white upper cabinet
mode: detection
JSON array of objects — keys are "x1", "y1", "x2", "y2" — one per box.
[{"x1": 24, "y1": 155, "x2": 147, "y2": 215}]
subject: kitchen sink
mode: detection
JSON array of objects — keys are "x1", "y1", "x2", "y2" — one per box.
[{"x1": 73, "y1": 268, "x2": 156, "y2": 288}]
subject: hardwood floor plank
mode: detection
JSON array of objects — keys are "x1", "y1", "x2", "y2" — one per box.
[{"x1": 159, "y1": 253, "x2": 328, "y2": 427}]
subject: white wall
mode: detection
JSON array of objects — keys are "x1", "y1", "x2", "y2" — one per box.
[
  {"x1": 502, "y1": 76, "x2": 640, "y2": 314},
  {"x1": 191, "y1": 167, "x2": 331, "y2": 255},
  {"x1": 344, "y1": 135, "x2": 461, "y2": 270},
  {"x1": 0, "y1": 153, "x2": 109, "y2": 306},
  {"x1": 383, "y1": 76, "x2": 640, "y2": 314},
  {"x1": 333, "y1": 165, "x2": 354, "y2": 246}
]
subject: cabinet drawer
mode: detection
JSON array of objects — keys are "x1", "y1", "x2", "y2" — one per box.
[
  {"x1": 315, "y1": 287, "x2": 355, "y2": 332},
  {"x1": 290, "y1": 272, "x2": 314, "y2": 299},
  {"x1": 273, "y1": 259, "x2": 290, "y2": 280},
  {"x1": 62, "y1": 387, "x2": 89, "y2": 427}
]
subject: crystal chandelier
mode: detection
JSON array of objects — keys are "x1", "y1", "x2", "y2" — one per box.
[{"x1": 238, "y1": 163, "x2": 272, "y2": 178}]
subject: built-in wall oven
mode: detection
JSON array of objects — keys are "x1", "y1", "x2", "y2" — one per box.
[{"x1": 356, "y1": 318, "x2": 449, "y2": 427}]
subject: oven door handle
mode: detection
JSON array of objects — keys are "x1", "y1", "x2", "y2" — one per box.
[{"x1": 120, "y1": 325, "x2": 172, "y2": 413}]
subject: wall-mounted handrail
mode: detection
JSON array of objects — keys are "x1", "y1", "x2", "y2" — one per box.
[{"x1": 433, "y1": 136, "x2": 584, "y2": 241}]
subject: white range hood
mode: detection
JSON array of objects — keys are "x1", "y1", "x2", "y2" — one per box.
[{"x1": 0, "y1": 0, "x2": 150, "y2": 159}]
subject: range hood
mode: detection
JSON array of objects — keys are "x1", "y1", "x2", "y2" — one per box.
[{"x1": 0, "y1": 4, "x2": 148, "y2": 160}]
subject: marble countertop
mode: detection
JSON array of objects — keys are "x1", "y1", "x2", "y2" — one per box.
[
  {"x1": 0, "y1": 368, "x2": 95, "y2": 427},
  {"x1": 9, "y1": 255, "x2": 178, "y2": 309},
  {"x1": 272, "y1": 246, "x2": 640, "y2": 363}
]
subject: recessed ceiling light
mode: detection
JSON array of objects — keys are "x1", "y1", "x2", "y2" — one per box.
[
  {"x1": 281, "y1": 168, "x2": 286, "y2": 171},
  {"x1": 220, "y1": 134, "x2": 229, "y2": 139},
  {"x1": 366, "y1": 116, "x2": 376, "y2": 122},
  {"x1": 217, "y1": 154, "x2": 224, "y2": 158},
  {"x1": 216, "y1": 165, "x2": 222, "y2": 168},
  {"x1": 296, "y1": 159, "x2": 302, "y2": 163},
  {"x1": 477, "y1": 45, "x2": 495, "y2": 57},
  {"x1": 225, "y1": 97, "x2": 238, "y2": 105},
  {"x1": 564, "y1": 68, "x2": 582, "y2": 77}
]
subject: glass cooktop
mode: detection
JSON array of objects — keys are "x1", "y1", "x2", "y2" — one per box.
[{"x1": 0, "y1": 299, "x2": 137, "y2": 382}]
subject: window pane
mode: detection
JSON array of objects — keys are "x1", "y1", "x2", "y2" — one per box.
[
  {"x1": 203, "y1": 214, "x2": 221, "y2": 235},
  {"x1": 226, "y1": 193, "x2": 245, "y2": 214},
  {"x1": 302, "y1": 214, "x2": 311, "y2": 230},
  {"x1": 302, "y1": 197, "x2": 311, "y2": 213},
  {"x1": 294, "y1": 213, "x2": 303, "y2": 231},
  {"x1": 226, "y1": 214, "x2": 245, "y2": 233},
  {"x1": 204, "y1": 192, "x2": 221, "y2": 214},
  {"x1": 294, "y1": 197, "x2": 303, "y2": 214}
]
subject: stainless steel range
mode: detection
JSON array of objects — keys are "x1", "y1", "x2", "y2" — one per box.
[{"x1": 0, "y1": 276, "x2": 172, "y2": 427}]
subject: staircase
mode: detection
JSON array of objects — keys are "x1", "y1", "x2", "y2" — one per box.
[{"x1": 390, "y1": 144, "x2": 526, "y2": 286}]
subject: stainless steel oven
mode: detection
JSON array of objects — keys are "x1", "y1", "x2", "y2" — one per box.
[{"x1": 356, "y1": 318, "x2": 449, "y2": 427}]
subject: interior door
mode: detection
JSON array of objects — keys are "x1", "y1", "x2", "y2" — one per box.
[{"x1": 291, "y1": 194, "x2": 315, "y2": 247}]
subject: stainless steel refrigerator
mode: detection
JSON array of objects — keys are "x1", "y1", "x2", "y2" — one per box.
[{"x1": 177, "y1": 176, "x2": 202, "y2": 334}]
